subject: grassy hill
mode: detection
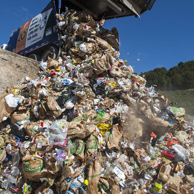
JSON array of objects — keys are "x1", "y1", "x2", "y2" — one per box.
[{"x1": 158, "y1": 89, "x2": 194, "y2": 116}]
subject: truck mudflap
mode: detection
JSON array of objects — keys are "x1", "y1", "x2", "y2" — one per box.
[{"x1": 59, "y1": 0, "x2": 156, "y2": 20}]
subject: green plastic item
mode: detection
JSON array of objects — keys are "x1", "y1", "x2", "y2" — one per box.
[{"x1": 95, "y1": 108, "x2": 105, "y2": 122}]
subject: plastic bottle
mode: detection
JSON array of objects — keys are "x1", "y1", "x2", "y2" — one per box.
[
  {"x1": 104, "y1": 162, "x2": 114, "y2": 177},
  {"x1": 10, "y1": 166, "x2": 20, "y2": 177},
  {"x1": 4, "y1": 175, "x2": 16, "y2": 185},
  {"x1": 36, "y1": 138, "x2": 43, "y2": 149},
  {"x1": 1, "y1": 179, "x2": 9, "y2": 189},
  {"x1": 6, "y1": 144, "x2": 13, "y2": 156},
  {"x1": 5, "y1": 145, "x2": 20, "y2": 166},
  {"x1": 148, "y1": 146, "x2": 155, "y2": 158},
  {"x1": 113, "y1": 166, "x2": 126, "y2": 180},
  {"x1": 12, "y1": 151, "x2": 20, "y2": 167}
]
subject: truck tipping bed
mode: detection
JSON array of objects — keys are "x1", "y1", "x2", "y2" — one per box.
[{"x1": 59, "y1": 0, "x2": 156, "y2": 20}]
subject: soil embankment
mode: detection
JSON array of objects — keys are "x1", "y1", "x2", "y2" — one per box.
[{"x1": 0, "y1": 50, "x2": 39, "y2": 95}]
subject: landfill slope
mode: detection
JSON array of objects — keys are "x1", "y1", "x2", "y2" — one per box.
[{"x1": 0, "y1": 49, "x2": 39, "y2": 95}]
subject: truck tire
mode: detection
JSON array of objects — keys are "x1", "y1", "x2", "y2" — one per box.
[
  {"x1": 41, "y1": 46, "x2": 58, "y2": 62},
  {"x1": 28, "y1": 53, "x2": 40, "y2": 61}
]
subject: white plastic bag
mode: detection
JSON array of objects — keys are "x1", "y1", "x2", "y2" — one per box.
[
  {"x1": 49, "y1": 120, "x2": 68, "y2": 141},
  {"x1": 172, "y1": 144, "x2": 190, "y2": 161},
  {"x1": 5, "y1": 94, "x2": 20, "y2": 108},
  {"x1": 39, "y1": 61, "x2": 47, "y2": 71},
  {"x1": 57, "y1": 21, "x2": 66, "y2": 30},
  {"x1": 64, "y1": 101, "x2": 74, "y2": 109},
  {"x1": 38, "y1": 88, "x2": 48, "y2": 97},
  {"x1": 79, "y1": 43, "x2": 88, "y2": 53}
]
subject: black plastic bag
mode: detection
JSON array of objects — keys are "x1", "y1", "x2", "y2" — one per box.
[
  {"x1": 63, "y1": 108, "x2": 75, "y2": 122},
  {"x1": 90, "y1": 79, "x2": 106, "y2": 96},
  {"x1": 10, "y1": 122, "x2": 30, "y2": 141},
  {"x1": 159, "y1": 108, "x2": 176, "y2": 123},
  {"x1": 183, "y1": 162, "x2": 194, "y2": 175},
  {"x1": 56, "y1": 89, "x2": 77, "y2": 109},
  {"x1": 112, "y1": 117, "x2": 120, "y2": 125}
]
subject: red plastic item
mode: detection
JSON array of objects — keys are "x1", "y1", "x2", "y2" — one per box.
[
  {"x1": 162, "y1": 151, "x2": 175, "y2": 160},
  {"x1": 150, "y1": 132, "x2": 157, "y2": 137},
  {"x1": 50, "y1": 70, "x2": 56, "y2": 75},
  {"x1": 166, "y1": 138, "x2": 179, "y2": 147},
  {"x1": 40, "y1": 121, "x2": 44, "y2": 127}
]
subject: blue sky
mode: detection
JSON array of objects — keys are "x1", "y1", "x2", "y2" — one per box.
[{"x1": 0, "y1": 0, "x2": 194, "y2": 74}]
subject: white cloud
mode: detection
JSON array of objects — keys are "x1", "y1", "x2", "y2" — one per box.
[
  {"x1": 21, "y1": 7, "x2": 29, "y2": 13},
  {"x1": 119, "y1": 41, "x2": 121, "y2": 48},
  {"x1": 13, "y1": 7, "x2": 33, "y2": 23}
]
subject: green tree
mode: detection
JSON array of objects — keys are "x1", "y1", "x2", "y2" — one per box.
[{"x1": 141, "y1": 60, "x2": 194, "y2": 90}]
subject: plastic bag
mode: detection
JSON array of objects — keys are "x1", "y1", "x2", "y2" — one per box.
[
  {"x1": 184, "y1": 162, "x2": 194, "y2": 175},
  {"x1": 49, "y1": 120, "x2": 68, "y2": 141},
  {"x1": 57, "y1": 21, "x2": 66, "y2": 30},
  {"x1": 10, "y1": 122, "x2": 30, "y2": 141},
  {"x1": 160, "y1": 108, "x2": 176, "y2": 123},
  {"x1": 5, "y1": 94, "x2": 20, "y2": 108},
  {"x1": 39, "y1": 61, "x2": 47, "y2": 71},
  {"x1": 172, "y1": 144, "x2": 190, "y2": 162},
  {"x1": 64, "y1": 100, "x2": 75, "y2": 109},
  {"x1": 96, "y1": 124, "x2": 112, "y2": 136},
  {"x1": 90, "y1": 79, "x2": 106, "y2": 96},
  {"x1": 63, "y1": 108, "x2": 75, "y2": 122},
  {"x1": 54, "y1": 149, "x2": 66, "y2": 164},
  {"x1": 79, "y1": 43, "x2": 88, "y2": 53},
  {"x1": 56, "y1": 90, "x2": 76, "y2": 109}
]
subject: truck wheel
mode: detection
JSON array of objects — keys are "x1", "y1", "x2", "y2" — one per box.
[
  {"x1": 28, "y1": 53, "x2": 40, "y2": 61},
  {"x1": 41, "y1": 46, "x2": 58, "y2": 62}
]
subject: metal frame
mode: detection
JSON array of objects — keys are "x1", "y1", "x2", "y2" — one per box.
[
  {"x1": 67, "y1": 0, "x2": 98, "y2": 19},
  {"x1": 120, "y1": 0, "x2": 140, "y2": 17},
  {"x1": 104, "y1": 0, "x2": 123, "y2": 15},
  {"x1": 59, "y1": 0, "x2": 156, "y2": 20}
]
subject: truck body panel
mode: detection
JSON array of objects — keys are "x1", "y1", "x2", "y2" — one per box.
[{"x1": 6, "y1": 1, "x2": 59, "y2": 56}]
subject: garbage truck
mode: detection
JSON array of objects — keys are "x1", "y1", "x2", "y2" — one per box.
[{"x1": 6, "y1": 0, "x2": 156, "y2": 61}]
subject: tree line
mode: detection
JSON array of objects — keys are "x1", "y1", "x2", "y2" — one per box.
[{"x1": 140, "y1": 60, "x2": 194, "y2": 90}]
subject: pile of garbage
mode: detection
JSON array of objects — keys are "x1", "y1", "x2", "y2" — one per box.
[{"x1": 0, "y1": 10, "x2": 194, "y2": 194}]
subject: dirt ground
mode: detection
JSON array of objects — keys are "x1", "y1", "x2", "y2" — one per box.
[{"x1": 0, "y1": 49, "x2": 39, "y2": 95}]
